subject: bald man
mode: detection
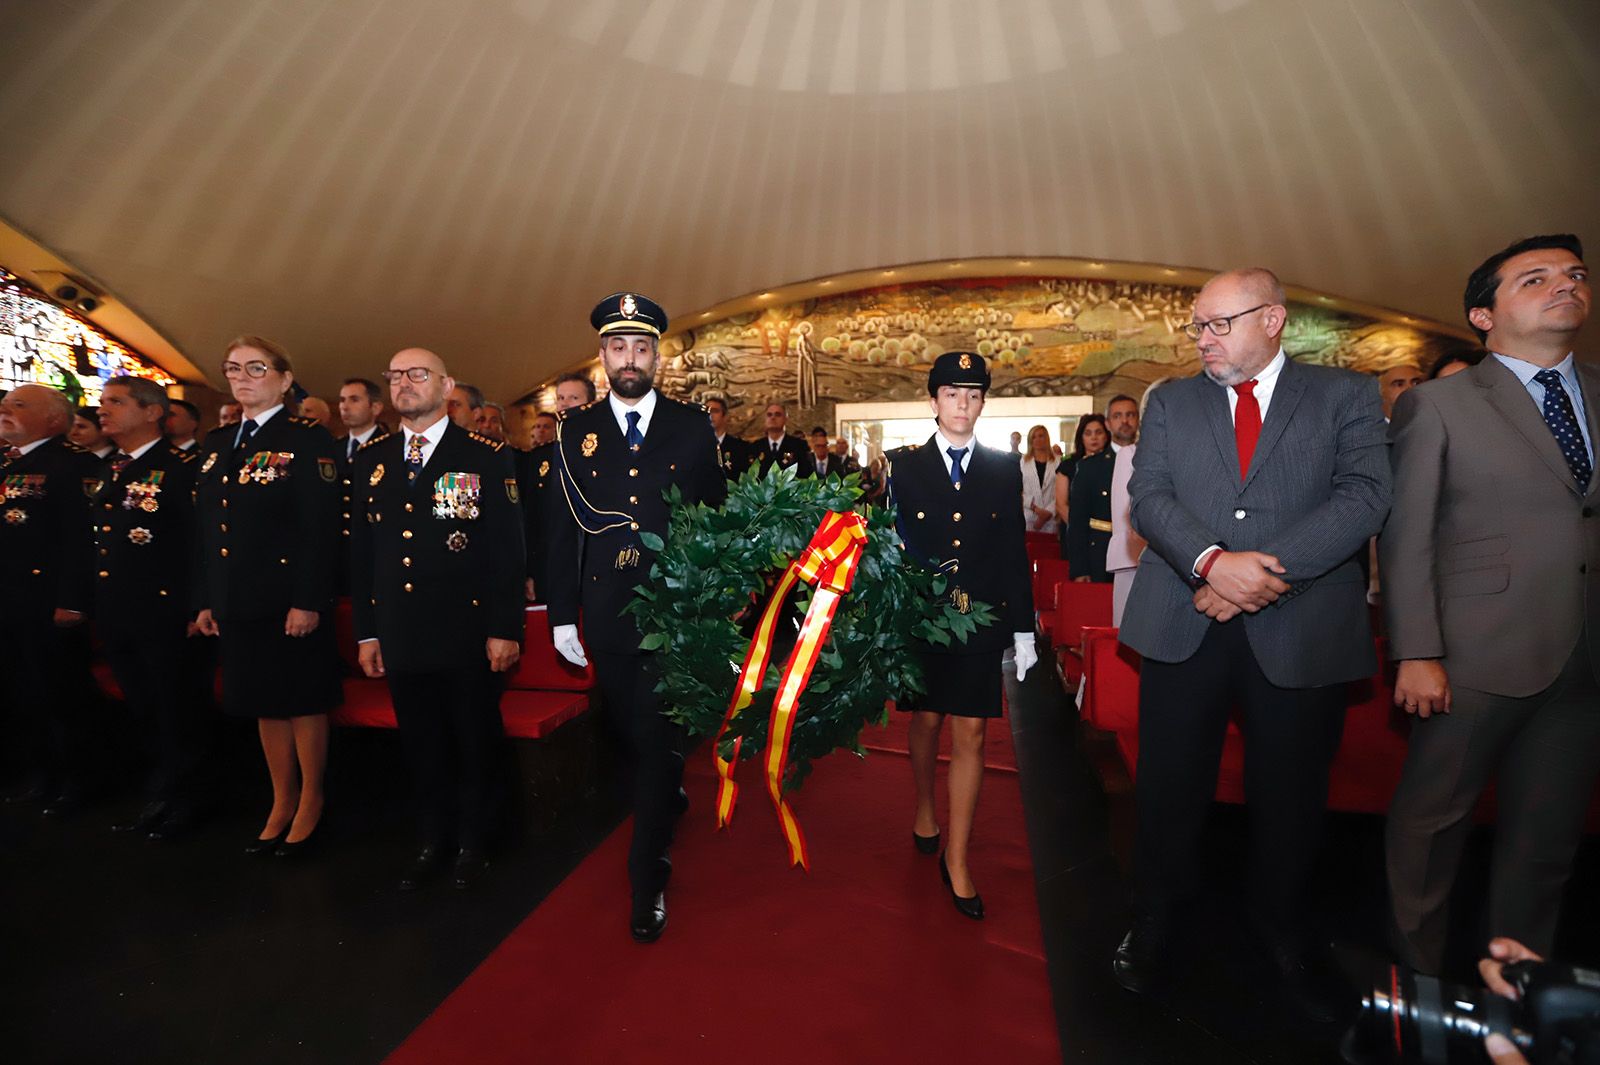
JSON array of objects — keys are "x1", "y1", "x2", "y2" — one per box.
[
  {"x1": 297, "y1": 395, "x2": 335, "y2": 431},
  {"x1": 0, "y1": 385, "x2": 101, "y2": 809},
  {"x1": 1115, "y1": 268, "x2": 1391, "y2": 1021},
  {"x1": 351, "y1": 348, "x2": 525, "y2": 890}
]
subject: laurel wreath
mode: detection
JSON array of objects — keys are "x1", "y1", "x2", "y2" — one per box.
[{"x1": 625, "y1": 464, "x2": 995, "y2": 791}]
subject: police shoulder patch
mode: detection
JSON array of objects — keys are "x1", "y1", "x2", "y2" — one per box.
[{"x1": 317, "y1": 457, "x2": 337, "y2": 482}]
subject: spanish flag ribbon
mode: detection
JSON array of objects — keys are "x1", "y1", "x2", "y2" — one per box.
[{"x1": 714, "y1": 510, "x2": 869, "y2": 868}]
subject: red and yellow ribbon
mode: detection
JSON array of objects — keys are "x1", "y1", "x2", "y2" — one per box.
[{"x1": 714, "y1": 510, "x2": 869, "y2": 868}]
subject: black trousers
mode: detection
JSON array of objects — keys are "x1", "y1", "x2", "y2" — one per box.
[
  {"x1": 100, "y1": 615, "x2": 214, "y2": 807},
  {"x1": 387, "y1": 662, "x2": 507, "y2": 851},
  {"x1": 0, "y1": 618, "x2": 97, "y2": 789},
  {"x1": 1132, "y1": 618, "x2": 1346, "y2": 936},
  {"x1": 1386, "y1": 634, "x2": 1600, "y2": 971},
  {"x1": 592, "y1": 651, "x2": 686, "y2": 900}
]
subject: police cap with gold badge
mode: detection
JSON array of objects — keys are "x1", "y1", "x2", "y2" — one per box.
[
  {"x1": 591, "y1": 292, "x2": 668, "y2": 338},
  {"x1": 927, "y1": 350, "x2": 991, "y2": 395}
]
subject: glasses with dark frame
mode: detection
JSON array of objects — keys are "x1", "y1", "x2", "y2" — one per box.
[
  {"x1": 1182, "y1": 303, "x2": 1269, "y2": 341},
  {"x1": 381, "y1": 368, "x2": 436, "y2": 383}
]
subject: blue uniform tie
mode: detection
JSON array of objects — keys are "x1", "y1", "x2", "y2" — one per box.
[
  {"x1": 234, "y1": 418, "x2": 258, "y2": 454},
  {"x1": 1534, "y1": 369, "x2": 1592, "y2": 492},
  {"x1": 947, "y1": 446, "x2": 967, "y2": 487},
  {"x1": 625, "y1": 410, "x2": 643, "y2": 451}
]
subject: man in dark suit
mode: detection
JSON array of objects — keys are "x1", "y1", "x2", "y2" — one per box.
[
  {"x1": 335, "y1": 377, "x2": 385, "y2": 590},
  {"x1": 753, "y1": 401, "x2": 811, "y2": 476},
  {"x1": 0, "y1": 384, "x2": 98, "y2": 811},
  {"x1": 352, "y1": 348, "x2": 525, "y2": 891},
  {"x1": 706, "y1": 397, "x2": 751, "y2": 479},
  {"x1": 519, "y1": 386, "x2": 585, "y2": 604},
  {"x1": 1113, "y1": 268, "x2": 1392, "y2": 1021},
  {"x1": 545, "y1": 292, "x2": 726, "y2": 942},
  {"x1": 805, "y1": 426, "x2": 847, "y2": 479},
  {"x1": 93, "y1": 376, "x2": 211, "y2": 838},
  {"x1": 1382, "y1": 233, "x2": 1600, "y2": 971}
]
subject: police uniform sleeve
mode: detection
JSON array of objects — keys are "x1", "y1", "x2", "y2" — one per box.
[
  {"x1": 349, "y1": 447, "x2": 378, "y2": 641},
  {"x1": 998, "y1": 456, "x2": 1035, "y2": 632},
  {"x1": 289, "y1": 424, "x2": 342, "y2": 612},
  {"x1": 483, "y1": 444, "x2": 526, "y2": 642},
  {"x1": 55, "y1": 449, "x2": 98, "y2": 615},
  {"x1": 542, "y1": 427, "x2": 582, "y2": 629}
]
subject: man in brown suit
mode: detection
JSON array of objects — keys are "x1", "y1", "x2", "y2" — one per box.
[{"x1": 1382, "y1": 233, "x2": 1600, "y2": 973}]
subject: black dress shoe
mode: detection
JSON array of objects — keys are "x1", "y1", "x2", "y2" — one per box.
[
  {"x1": 398, "y1": 845, "x2": 447, "y2": 891},
  {"x1": 148, "y1": 805, "x2": 203, "y2": 842},
  {"x1": 939, "y1": 853, "x2": 984, "y2": 920},
  {"x1": 244, "y1": 830, "x2": 287, "y2": 855},
  {"x1": 1261, "y1": 938, "x2": 1349, "y2": 1025},
  {"x1": 40, "y1": 789, "x2": 85, "y2": 818},
  {"x1": 1112, "y1": 916, "x2": 1171, "y2": 994},
  {"x1": 274, "y1": 826, "x2": 320, "y2": 860},
  {"x1": 912, "y1": 830, "x2": 941, "y2": 855},
  {"x1": 630, "y1": 892, "x2": 667, "y2": 942},
  {"x1": 112, "y1": 801, "x2": 170, "y2": 834},
  {"x1": 453, "y1": 849, "x2": 490, "y2": 889}
]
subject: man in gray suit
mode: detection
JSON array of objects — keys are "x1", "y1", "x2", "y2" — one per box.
[
  {"x1": 1382, "y1": 233, "x2": 1600, "y2": 974},
  {"x1": 1112, "y1": 268, "x2": 1391, "y2": 1021}
]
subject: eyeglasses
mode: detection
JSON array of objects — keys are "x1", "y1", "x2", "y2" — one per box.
[
  {"x1": 381, "y1": 368, "x2": 435, "y2": 383},
  {"x1": 1182, "y1": 303, "x2": 1269, "y2": 340},
  {"x1": 764, "y1": 410, "x2": 784, "y2": 417},
  {"x1": 221, "y1": 361, "x2": 274, "y2": 379}
]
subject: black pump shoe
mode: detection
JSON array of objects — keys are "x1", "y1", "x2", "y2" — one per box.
[
  {"x1": 245, "y1": 830, "x2": 287, "y2": 855},
  {"x1": 273, "y1": 826, "x2": 320, "y2": 860},
  {"x1": 939, "y1": 852, "x2": 985, "y2": 920},
  {"x1": 912, "y1": 829, "x2": 941, "y2": 855}
]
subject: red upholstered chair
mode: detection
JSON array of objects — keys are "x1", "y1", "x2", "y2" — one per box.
[
  {"x1": 1051, "y1": 581, "x2": 1112, "y2": 687},
  {"x1": 508, "y1": 606, "x2": 596, "y2": 691}
]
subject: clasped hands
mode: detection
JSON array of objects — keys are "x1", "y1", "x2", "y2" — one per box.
[{"x1": 1190, "y1": 550, "x2": 1289, "y2": 621}]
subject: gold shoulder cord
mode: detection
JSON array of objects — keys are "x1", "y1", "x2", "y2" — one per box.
[{"x1": 554, "y1": 416, "x2": 636, "y2": 536}]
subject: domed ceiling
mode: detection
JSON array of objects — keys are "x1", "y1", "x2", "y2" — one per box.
[{"x1": 0, "y1": 0, "x2": 1595, "y2": 401}]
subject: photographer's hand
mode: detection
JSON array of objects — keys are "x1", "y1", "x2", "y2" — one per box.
[
  {"x1": 1484, "y1": 1033, "x2": 1528, "y2": 1065},
  {"x1": 1479, "y1": 937, "x2": 1543, "y2": 1001}
]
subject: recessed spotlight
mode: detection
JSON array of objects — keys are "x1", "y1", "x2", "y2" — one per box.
[
  {"x1": 1016, "y1": 260, "x2": 1032, "y2": 267},
  {"x1": 818, "y1": 280, "x2": 833, "y2": 287},
  {"x1": 881, "y1": 270, "x2": 896, "y2": 277},
  {"x1": 1088, "y1": 262, "x2": 1104, "y2": 269},
  {"x1": 701, "y1": 312, "x2": 712, "y2": 318},
  {"x1": 758, "y1": 292, "x2": 773, "y2": 299},
  {"x1": 1401, "y1": 315, "x2": 1414, "y2": 323},
  {"x1": 1320, "y1": 296, "x2": 1333, "y2": 303},
  {"x1": 1162, "y1": 269, "x2": 1177, "y2": 276}
]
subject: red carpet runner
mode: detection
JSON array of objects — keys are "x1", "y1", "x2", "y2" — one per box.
[{"x1": 387, "y1": 716, "x2": 1059, "y2": 1065}]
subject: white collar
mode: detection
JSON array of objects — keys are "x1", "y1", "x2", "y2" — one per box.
[
  {"x1": 609, "y1": 389, "x2": 658, "y2": 436},
  {"x1": 121, "y1": 437, "x2": 162, "y2": 461},
  {"x1": 403, "y1": 414, "x2": 449, "y2": 447},
  {"x1": 349, "y1": 424, "x2": 379, "y2": 445},
  {"x1": 93, "y1": 445, "x2": 115, "y2": 458},
  {"x1": 932, "y1": 427, "x2": 977, "y2": 459},
  {"x1": 244, "y1": 404, "x2": 284, "y2": 428},
  {"x1": 16, "y1": 435, "x2": 55, "y2": 457},
  {"x1": 1221, "y1": 347, "x2": 1287, "y2": 391}
]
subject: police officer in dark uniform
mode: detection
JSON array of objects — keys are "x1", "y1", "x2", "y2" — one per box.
[
  {"x1": 885, "y1": 352, "x2": 1036, "y2": 920},
  {"x1": 545, "y1": 292, "x2": 726, "y2": 942},
  {"x1": 1066, "y1": 446, "x2": 1117, "y2": 583},
  {"x1": 92, "y1": 376, "x2": 212, "y2": 839},
  {"x1": 193, "y1": 336, "x2": 343, "y2": 856},
  {"x1": 705, "y1": 396, "x2": 752, "y2": 479},
  {"x1": 352, "y1": 347, "x2": 526, "y2": 890},
  {"x1": 0, "y1": 384, "x2": 98, "y2": 810},
  {"x1": 752, "y1": 400, "x2": 812, "y2": 476}
]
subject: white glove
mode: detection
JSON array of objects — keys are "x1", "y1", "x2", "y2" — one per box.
[
  {"x1": 1012, "y1": 632, "x2": 1038, "y2": 683},
  {"x1": 552, "y1": 623, "x2": 589, "y2": 668}
]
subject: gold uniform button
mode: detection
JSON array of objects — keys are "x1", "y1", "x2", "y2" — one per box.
[
  {"x1": 403, "y1": 582, "x2": 413, "y2": 592},
  {"x1": 952, "y1": 539, "x2": 961, "y2": 548},
  {"x1": 158, "y1": 589, "x2": 168, "y2": 597},
  {"x1": 402, "y1": 530, "x2": 413, "y2": 539},
  {"x1": 220, "y1": 523, "x2": 228, "y2": 533},
  {"x1": 630, "y1": 522, "x2": 639, "y2": 530},
  {"x1": 404, "y1": 502, "x2": 414, "y2": 512},
  {"x1": 103, "y1": 502, "x2": 112, "y2": 511},
  {"x1": 471, "y1": 599, "x2": 480, "y2": 607},
  {"x1": 952, "y1": 512, "x2": 962, "y2": 522},
  {"x1": 31, "y1": 568, "x2": 41, "y2": 576},
  {"x1": 98, "y1": 570, "x2": 108, "y2": 578},
  {"x1": 629, "y1": 468, "x2": 639, "y2": 477},
  {"x1": 99, "y1": 548, "x2": 108, "y2": 556},
  {"x1": 279, "y1": 557, "x2": 288, "y2": 565},
  {"x1": 402, "y1": 557, "x2": 412, "y2": 567},
  {"x1": 102, "y1": 524, "x2": 111, "y2": 532},
  {"x1": 219, "y1": 548, "x2": 229, "y2": 558},
  {"x1": 916, "y1": 511, "x2": 925, "y2": 519},
  {"x1": 221, "y1": 499, "x2": 229, "y2": 508},
  {"x1": 341, "y1": 512, "x2": 349, "y2": 520},
  {"x1": 629, "y1": 496, "x2": 638, "y2": 504}
]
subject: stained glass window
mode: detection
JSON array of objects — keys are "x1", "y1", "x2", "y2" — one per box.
[{"x1": 0, "y1": 266, "x2": 174, "y2": 405}]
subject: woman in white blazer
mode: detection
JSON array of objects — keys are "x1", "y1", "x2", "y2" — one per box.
[{"x1": 1020, "y1": 424, "x2": 1058, "y2": 534}]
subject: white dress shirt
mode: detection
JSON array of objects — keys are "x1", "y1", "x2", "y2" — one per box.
[
  {"x1": 120, "y1": 438, "x2": 162, "y2": 462},
  {"x1": 609, "y1": 389, "x2": 658, "y2": 439},
  {"x1": 401, "y1": 414, "x2": 449, "y2": 467},
  {"x1": 343, "y1": 424, "x2": 379, "y2": 461},
  {"x1": 16, "y1": 436, "x2": 53, "y2": 457},
  {"x1": 931, "y1": 428, "x2": 975, "y2": 478},
  {"x1": 1193, "y1": 348, "x2": 1287, "y2": 575},
  {"x1": 235, "y1": 404, "x2": 284, "y2": 449},
  {"x1": 1491, "y1": 351, "x2": 1594, "y2": 465}
]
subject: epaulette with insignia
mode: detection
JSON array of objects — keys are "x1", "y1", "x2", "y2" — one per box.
[
  {"x1": 358, "y1": 432, "x2": 393, "y2": 452},
  {"x1": 467, "y1": 432, "x2": 506, "y2": 451},
  {"x1": 63, "y1": 441, "x2": 89, "y2": 453},
  {"x1": 171, "y1": 445, "x2": 197, "y2": 462},
  {"x1": 288, "y1": 415, "x2": 319, "y2": 427}
]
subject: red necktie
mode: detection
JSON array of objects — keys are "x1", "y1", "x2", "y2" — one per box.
[{"x1": 1233, "y1": 380, "x2": 1261, "y2": 481}]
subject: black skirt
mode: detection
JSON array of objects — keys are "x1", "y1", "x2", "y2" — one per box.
[
  {"x1": 217, "y1": 614, "x2": 343, "y2": 719},
  {"x1": 899, "y1": 648, "x2": 1004, "y2": 718}
]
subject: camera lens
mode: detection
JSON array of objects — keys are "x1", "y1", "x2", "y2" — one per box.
[{"x1": 1343, "y1": 964, "x2": 1525, "y2": 1065}]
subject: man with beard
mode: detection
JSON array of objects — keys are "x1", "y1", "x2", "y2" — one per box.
[
  {"x1": 351, "y1": 348, "x2": 525, "y2": 890},
  {"x1": 545, "y1": 292, "x2": 725, "y2": 942}
]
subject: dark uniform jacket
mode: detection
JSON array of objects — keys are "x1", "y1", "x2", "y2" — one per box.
[
  {"x1": 350, "y1": 421, "x2": 525, "y2": 673},
  {"x1": 715, "y1": 434, "x2": 753, "y2": 479},
  {"x1": 753, "y1": 433, "x2": 813, "y2": 477},
  {"x1": 90, "y1": 441, "x2": 199, "y2": 632},
  {"x1": 0, "y1": 435, "x2": 98, "y2": 626},
  {"x1": 518, "y1": 442, "x2": 558, "y2": 594},
  {"x1": 1066, "y1": 449, "x2": 1116, "y2": 582},
  {"x1": 544, "y1": 394, "x2": 726, "y2": 655},
  {"x1": 192, "y1": 412, "x2": 341, "y2": 621},
  {"x1": 886, "y1": 436, "x2": 1034, "y2": 654}
]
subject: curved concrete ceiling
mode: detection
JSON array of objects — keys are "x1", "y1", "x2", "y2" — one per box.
[{"x1": 0, "y1": 0, "x2": 1595, "y2": 401}]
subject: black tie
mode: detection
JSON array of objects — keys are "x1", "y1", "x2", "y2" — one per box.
[{"x1": 235, "y1": 419, "x2": 258, "y2": 454}]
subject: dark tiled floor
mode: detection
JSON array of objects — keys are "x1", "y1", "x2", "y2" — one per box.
[{"x1": 1006, "y1": 652, "x2": 1600, "y2": 1065}]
